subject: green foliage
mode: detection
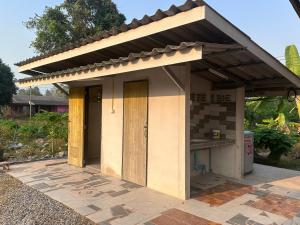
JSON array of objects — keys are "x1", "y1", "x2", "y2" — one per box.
[
  {"x1": 0, "y1": 119, "x2": 18, "y2": 130},
  {"x1": 18, "y1": 123, "x2": 46, "y2": 141},
  {"x1": 286, "y1": 45, "x2": 300, "y2": 76},
  {"x1": 15, "y1": 112, "x2": 68, "y2": 142},
  {"x1": 25, "y1": 0, "x2": 126, "y2": 54},
  {"x1": 0, "y1": 59, "x2": 17, "y2": 106},
  {"x1": 0, "y1": 113, "x2": 68, "y2": 158},
  {"x1": 45, "y1": 84, "x2": 68, "y2": 97},
  {"x1": 18, "y1": 87, "x2": 43, "y2": 96},
  {"x1": 254, "y1": 127, "x2": 296, "y2": 161},
  {"x1": 245, "y1": 97, "x2": 298, "y2": 130},
  {"x1": 285, "y1": 45, "x2": 300, "y2": 123},
  {"x1": 0, "y1": 119, "x2": 18, "y2": 145},
  {"x1": 32, "y1": 112, "x2": 68, "y2": 141}
]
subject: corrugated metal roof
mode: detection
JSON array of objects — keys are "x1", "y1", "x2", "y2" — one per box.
[
  {"x1": 290, "y1": 0, "x2": 300, "y2": 17},
  {"x1": 12, "y1": 95, "x2": 68, "y2": 106},
  {"x1": 15, "y1": 0, "x2": 206, "y2": 67},
  {"x1": 19, "y1": 41, "x2": 232, "y2": 83}
]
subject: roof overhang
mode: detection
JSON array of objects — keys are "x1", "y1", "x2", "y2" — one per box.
[
  {"x1": 17, "y1": 3, "x2": 206, "y2": 74},
  {"x1": 290, "y1": 0, "x2": 300, "y2": 18},
  {"x1": 204, "y1": 6, "x2": 300, "y2": 90},
  {"x1": 16, "y1": 0, "x2": 300, "y2": 96},
  {"x1": 17, "y1": 44, "x2": 203, "y2": 87}
]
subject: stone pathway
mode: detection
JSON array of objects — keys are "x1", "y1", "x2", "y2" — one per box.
[{"x1": 7, "y1": 160, "x2": 300, "y2": 225}]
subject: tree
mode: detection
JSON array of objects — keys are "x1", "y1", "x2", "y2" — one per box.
[
  {"x1": 45, "y1": 85, "x2": 68, "y2": 98},
  {"x1": 25, "y1": 0, "x2": 126, "y2": 54},
  {"x1": 285, "y1": 45, "x2": 300, "y2": 120},
  {"x1": 245, "y1": 96, "x2": 298, "y2": 132},
  {"x1": 45, "y1": 90, "x2": 52, "y2": 97},
  {"x1": 0, "y1": 59, "x2": 16, "y2": 106},
  {"x1": 18, "y1": 87, "x2": 42, "y2": 96},
  {"x1": 244, "y1": 45, "x2": 300, "y2": 132}
]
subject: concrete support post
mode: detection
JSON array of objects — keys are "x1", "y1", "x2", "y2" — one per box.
[
  {"x1": 167, "y1": 63, "x2": 190, "y2": 200},
  {"x1": 183, "y1": 63, "x2": 191, "y2": 200},
  {"x1": 235, "y1": 87, "x2": 245, "y2": 179}
]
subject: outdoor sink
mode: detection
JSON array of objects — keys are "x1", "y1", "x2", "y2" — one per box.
[{"x1": 190, "y1": 139, "x2": 209, "y2": 143}]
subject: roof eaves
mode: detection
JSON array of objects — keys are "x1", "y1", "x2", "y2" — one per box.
[
  {"x1": 18, "y1": 42, "x2": 206, "y2": 83},
  {"x1": 15, "y1": 0, "x2": 206, "y2": 67},
  {"x1": 290, "y1": 0, "x2": 300, "y2": 17}
]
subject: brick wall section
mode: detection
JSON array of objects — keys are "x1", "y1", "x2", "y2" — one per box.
[{"x1": 190, "y1": 91, "x2": 236, "y2": 140}]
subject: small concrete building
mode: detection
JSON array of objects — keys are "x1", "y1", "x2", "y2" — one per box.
[{"x1": 16, "y1": 0, "x2": 300, "y2": 200}]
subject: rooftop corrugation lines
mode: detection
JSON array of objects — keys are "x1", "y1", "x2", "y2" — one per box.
[
  {"x1": 18, "y1": 42, "x2": 204, "y2": 83},
  {"x1": 15, "y1": 0, "x2": 206, "y2": 67}
]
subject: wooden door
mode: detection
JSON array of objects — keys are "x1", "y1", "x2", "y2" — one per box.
[
  {"x1": 68, "y1": 87, "x2": 85, "y2": 167},
  {"x1": 123, "y1": 81, "x2": 148, "y2": 186}
]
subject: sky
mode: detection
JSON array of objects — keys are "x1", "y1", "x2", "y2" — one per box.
[{"x1": 0, "y1": 0, "x2": 300, "y2": 92}]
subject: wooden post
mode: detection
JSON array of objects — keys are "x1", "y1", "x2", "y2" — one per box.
[{"x1": 29, "y1": 86, "x2": 32, "y2": 119}]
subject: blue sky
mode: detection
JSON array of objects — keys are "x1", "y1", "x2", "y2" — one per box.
[{"x1": 0, "y1": 0, "x2": 300, "y2": 92}]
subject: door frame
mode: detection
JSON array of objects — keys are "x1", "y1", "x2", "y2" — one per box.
[
  {"x1": 122, "y1": 80, "x2": 149, "y2": 186},
  {"x1": 84, "y1": 85, "x2": 103, "y2": 167}
]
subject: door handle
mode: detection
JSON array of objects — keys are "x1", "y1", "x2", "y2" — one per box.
[{"x1": 144, "y1": 122, "x2": 148, "y2": 139}]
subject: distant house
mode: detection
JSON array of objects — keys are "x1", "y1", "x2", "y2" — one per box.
[{"x1": 8, "y1": 95, "x2": 68, "y2": 118}]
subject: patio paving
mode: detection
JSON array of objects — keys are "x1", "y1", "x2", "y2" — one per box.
[
  {"x1": 192, "y1": 182, "x2": 254, "y2": 207},
  {"x1": 7, "y1": 159, "x2": 300, "y2": 225}
]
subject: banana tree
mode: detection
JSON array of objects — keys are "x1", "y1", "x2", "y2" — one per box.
[
  {"x1": 246, "y1": 96, "x2": 293, "y2": 133},
  {"x1": 285, "y1": 45, "x2": 300, "y2": 120},
  {"x1": 245, "y1": 45, "x2": 300, "y2": 132}
]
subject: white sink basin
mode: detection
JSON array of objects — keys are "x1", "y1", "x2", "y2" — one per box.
[{"x1": 190, "y1": 139, "x2": 209, "y2": 143}]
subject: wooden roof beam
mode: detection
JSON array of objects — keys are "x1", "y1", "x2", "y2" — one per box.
[
  {"x1": 204, "y1": 48, "x2": 246, "y2": 58},
  {"x1": 193, "y1": 60, "x2": 264, "y2": 74},
  {"x1": 213, "y1": 78, "x2": 295, "y2": 90},
  {"x1": 198, "y1": 59, "x2": 244, "y2": 85}
]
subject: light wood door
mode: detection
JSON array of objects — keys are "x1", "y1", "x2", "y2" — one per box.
[
  {"x1": 68, "y1": 87, "x2": 85, "y2": 167},
  {"x1": 123, "y1": 81, "x2": 148, "y2": 186}
]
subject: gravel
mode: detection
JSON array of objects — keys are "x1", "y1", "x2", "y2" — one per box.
[{"x1": 0, "y1": 172, "x2": 96, "y2": 225}]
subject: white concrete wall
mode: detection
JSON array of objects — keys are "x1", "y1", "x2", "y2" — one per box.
[
  {"x1": 211, "y1": 87, "x2": 244, "y2": 179},
  {"x1": 69, "y1": 65, "x2": 190, "y2": 199}
]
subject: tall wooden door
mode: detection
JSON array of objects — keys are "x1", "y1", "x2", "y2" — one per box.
[
  {"x1": 123, "y1": 81, "x2": 148, "y2": 186},
  {"x1": 68, "y1": 87, "x2": 85, "y2": 167}
]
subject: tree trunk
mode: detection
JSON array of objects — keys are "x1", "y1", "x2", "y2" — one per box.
[{"x1": 0, "y1": 149, "x2": 4, "y2": 162}]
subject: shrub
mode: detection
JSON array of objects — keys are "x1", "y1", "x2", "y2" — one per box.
[
  {"x1": 0, "y1": 112, "x2": 68, "y2": 160},
  {"x1": 0, "y1": 119, "x2": 18, "y2": 145},
  {"x1": 32, "y1": 112, "x2": 68, "y2": 141},
  {"x1": 18, "y1": 122, "x2": 46, "y2": 141},
  {"x1": 254, "y1": 127, "x2": 296, "y2": 161}
]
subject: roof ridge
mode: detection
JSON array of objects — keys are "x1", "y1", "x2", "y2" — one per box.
[{"x1": 15, "y1": 0, "x2": 206, "y2": 67}]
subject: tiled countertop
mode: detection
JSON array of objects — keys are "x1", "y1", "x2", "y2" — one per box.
[{"x1": 190, "y1": 138, "x2": 235, "y2": 151}]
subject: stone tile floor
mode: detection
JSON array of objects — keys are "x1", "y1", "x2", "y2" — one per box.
[
  {"x1": 192, "y1": 182, "x2": 254, "y2": 207},
  {"x1": 7, "y1": 160, "x2": 300, "y2": 225}
]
